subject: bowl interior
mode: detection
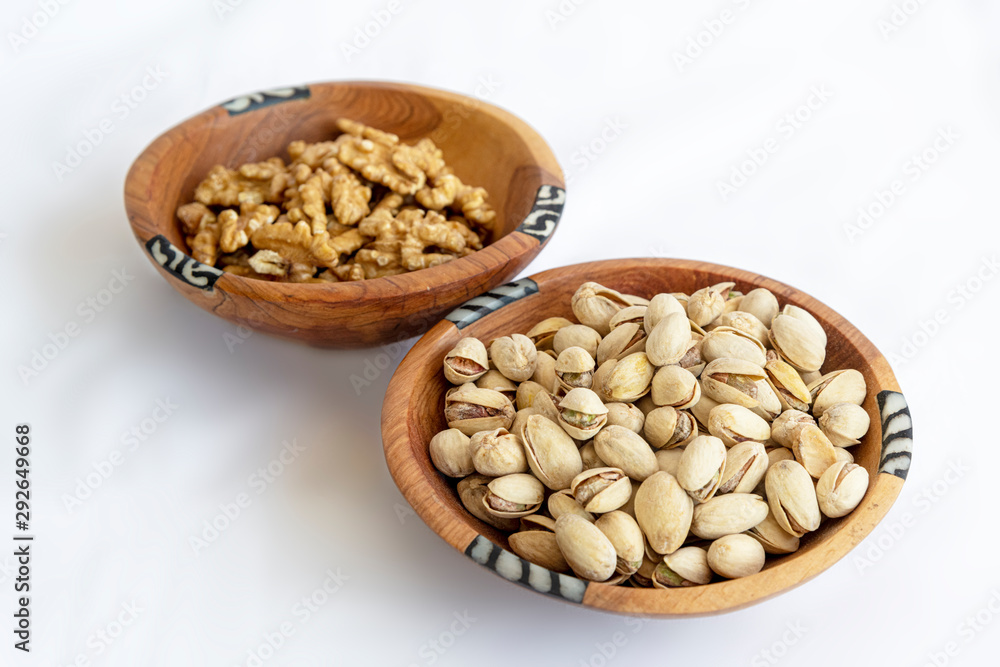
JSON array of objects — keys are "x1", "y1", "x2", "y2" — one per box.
[{"x1": 386, "y1": 258, "x2": 906, "y2": 615}]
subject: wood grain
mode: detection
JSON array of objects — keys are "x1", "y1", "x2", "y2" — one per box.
[
  {"x1": 124, "y1": 81, "x2": 564, "y2": 347},
  {"x1": 382, "y1": 258, "x2": 908, "y2": 616}
]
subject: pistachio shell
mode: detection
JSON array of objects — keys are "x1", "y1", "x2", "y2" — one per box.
[
  {"x1": 475, "y1": 369, "x2": 518, "y2": 402},
  {"x1": 816, "y1": 461, "x2": 869, "y2": 518},
  {"x1": 700, "y1": 358, "x2": 768, "y2": 410},
  {"x1": 595, "y1": 511, "x2": 645, "y2": 575},
  {"x1": 717, "y1": 441, "x2": 768, "y2": 494},
  {"x1": 429, "y1": 428, "x2": 474, "y2": 478},
  {"x1": 765, "y1": 460, "x2": 821, "y2": 537},
  {"x1": 457, "y1": 475, "x2": 521, "y2": 531},
  {"x1": 515, "y1": 381, "x2": 548, "y2": 411},
  {"x1": 630, "y1": 553, "x2": 660, "y2": 588},
  {"x1": 571, "y1": 467, "x2": 632, "y2": 513},
  {"x1": 509, "y1": 530, "x2": 570, "y2": 572},
  {"x1": 687, "y1": 283, "x2": 733, "y2": 327},
  {"x1": 548, "y1": 489, "x2": 595, "y2": 522},
  {"x1": 557, "y1": 387, "x2": 609, "y2": 440},
  {"x1": 651, "y1": 365, "x2": 701, "y2": 409},
  {"x1": 690, "y1": 493, "x2": 769, "y2": 540},
  {"x1": 769, "y1": 314, "x2": 826, "y2": 373},
  {"x1": 643, "y1": 294, "x2": 686, "y2": 334},
  {"x1": 678, "y1": 336, "x2": 706, "y2": 377},
  {"x1": 655, "y1": 448, "x2": 685, "y2": 476},
  {"x1": 765, "y1": 357, "x2": 812, "y2": 412},
  {"x1": 532, "y1": 390, "x2": 561, "y2": 424},
  {"x1": 770, "y1": 409, "x2": 816, "y2": 447},
  {"x1": 555, "y1": 346, "x2": 597, "y2": 392},
  {"x1": 782, "y1": 305, "x2": 827, "y2": 347},
  {"x1": 818, "y1": 402, "x2": 871, "y2": 447},
  {"x1": 791, "y1": 424, "x2": 838, "y2": 479},
  {"x1": 701, "y1": 327, "x2": 767, "y2": 366},
  {"x1": 690, "y1": 392, "x2": 721, "y2": 430},
  {"x1": 646, "y1": 312, "x2": 692, "y2": 366},
  {"x1": 604, "y1": 402, "x2": 645, "y2": 433},
  {"x1": 490, "y1": 333, "x2": 538, "y2": 383},
  {"x1": 739, "y1": 288, "x2": 779, "y2": 327},
  {"x1": 708, "y1": 404, "x2": 771, "y2": 446},
  {"x1": 677, "y1": 435, "x2": 727, "y2": 503},
  {"x1": 707, "y1": 533, "x2": 765, "y2": 579},
  {"x1": 594, "y1": 425, "x2": 659, "y2": 481},
  {"x1": 609, "y1": 305, "x2": 648, "y2": 330},
  {"x1": 833, "y1": 446, "x2": 855, "y2": 465},
  {"x1": 443, "y1": 337, "x2": 489, "y2": 384},
  {"x1": 521, "y1": 414, "x2": 583, "y2": 490},
  {"x1": 634, "y1": 472, "x2": 693, "y2": 555},
  {"x1": 747, "y1": 509, "x2": 800, "y2": 554},
  {"x1": 553, "y1": 324, "x2": 602, "y2": 358},
  {"x1": 601, "y1": 352, "x2": 655, "y2": 402},
  {"x1": 470, "y1": 427, "x2": 528, "y2": 477},
  {"x1": 571, "y1": 282, "x2": 632, "y2": 336},
  {"x1": 657, "y1": 546, "x2": 712, "y2": 587},
  {"x1": 532, "y1": 352, "x2": 559, "y2": 394},
  {"x1": 484, "y1": 473, "x2": 544, "y2": 518},
  {"x1": 710, "y1": 311, "x2": 769, "y2": 344},
  {"x1": 644, "y1": 407, "x2": 696, "y2": 449},
  {"x1": 808, "y1": 369, "x2": 867, "y2": 417},
  {"x1": 578, "y1": 441, "x2": 606, "y2": 470},
  {"x1": 526, "y1": 316, "x2": 573, "y2": 350},
  {"x1": 596, "y1": 322, "x2": 647, "y2": 364},
  {"x1": 444, "y1": 387, "x2": 516, "y2": 436},
  {"x1": 555, "y1": 514, "x2": 618, "y2": 582}
]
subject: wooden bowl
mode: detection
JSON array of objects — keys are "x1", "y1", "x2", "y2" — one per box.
[
  {"x1": 124, "y1": 81, "x2": 564, "y2": 347},
  {"x1": 382, "y1": 258, "x2": 912, "y2": 616}
]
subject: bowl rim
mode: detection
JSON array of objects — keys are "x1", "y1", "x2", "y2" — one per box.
[
  {"x1": 381, "y1": 257, "x2": 913, "y2": 617},
  {"x1": 123, "y1": 79, "x2": 565, "y2": 305}
]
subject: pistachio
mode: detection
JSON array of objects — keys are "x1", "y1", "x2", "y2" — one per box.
[
  {"x1": 475, "y1": 369, "x2": 518, "y2": 402},
  {"x1": 630, "y1": 553, "x2": 660, "y2": 588},
  {"x1": 548, "y1": 489, "x2": 595, "y2": 522},
  {"x1": 604, "y1": 402, "x2": 645, "y2": 433},
  {"x1": 678, "y1": 335, "x2": 706, "y2": 377},
  {"x1": 526, "y1": 316, "x2": 573, "y2": 350},
  {"x1": 509, "y1": 529, "x2": 569, "y2": 572},
  {"x1": 601, "y1": 352, "x2": 655, "y2": 403},
  {"x1": 700, "y1": 358, "x2": 767, "y2": 411},
  {"x1": 596, "y1": 322, "x2": 647, "y2": 364},
  {"x1": 471, "y1": 427, "x2": 528, "y2": 476},
  {"x1": 770, "y1": 409, "x2": 816, "y2": 447},
  {"x1": 765, "y1": 355, "x2": 812, "y2": 413},
  {"x1": 765, "y1": 460, "x2": 821, "y2": 537},
  {"x1": 651, "y1": 365, "x2": 701, "y2": 409},
  {"x1": 555, "y1": 346, "x2": 597, "y2": 392},
  {"x1": 769, "y1": 314, "x2": 826, "y2": 373},
  {"x1": 754, "y1": 380, "x2": 782, "y2": 422},
  {"x1": 571, "y1": 282, "x2": 632, "y2": 336},
  {"x1": 428, "y1": 428, "x2": 474, "y2": 478},
  {"x1": 557, "y1": 387, "x2": 609, "y2": 440},
  {"x1": 747, "y1": 509, "x2": 800, "y2": 554},
  {"x1": 708, "y1": 404, "x2": 771, "y2": 447},
  {"x1": 739, "y1": 288, "x2": 779, "y2": 327},
  {"x1": 515, "y1": 380, "x2": 549, "y2": 411},
  {"x1": 808, "y1": 369, "x2": 867, "y2": 417},
  {"x1": 444, "y1": 387, "x2": 515, "y2": 436},
  {"x1": 833, "y1": 447, "x2": 854, "y2": 465},
  {"x1": 609, "y1": 305, "x2": 648, "y2": 330},
  {"x1": 596, "y1": 511, "x2": 645, "y2": 575},
  {"x1": 690, "y1": 392, "x2": 721, "y2": 430},
  {"x1": 690, "y1": 493, "x2": 769, "y2": 540},
  {"x1": 644, "y1": 406, "x2": 697, "y2": 449},
  {"x1": 782, "y1": 305, "x2": 827, "y2": 347},
  {"x1": 531, "y1": 352, "x2": 559, "y2": 394},
  {"x1": 707, "y1": 534, "x2": 765, "y2": 579},
  {"x1": 578, "y1": 441, "x2": 606, "y2": 471},
  {"x1": 532, "y1": 390, "x2": 561, "y2": 424},
  {"x1": 791, "y1": 424, "x2": 838, "y2": 479},
  {"x1": 799, "y1": 369, "x2": 822, "y2": 386},
  {"x1": 653, "y1": 546, "x2": 712, "y2": 587},
  {"x1": 646, "y1": 312, "x2": 692, "y2": 366},
  {"x1": 687, "y1": 282, "x2": 734, "y2": 327},
  {"x1": 619, "y1": 479, "x2": 641, "y2": 519},
  {"x1": 710, "y1": 311, "x2": 769, "y2": 344},
  {"x1": 765, "y1": 446, "x2": 795, "y2": 468},
  {"x1": 818, "y1": 402, "x2": 871, "y2": 447},
  {"x1": 655, "y1": 448, "x2": 685, "y2": 477},
  {"x1": 644, "y1": 293, "x2": 686, "y2": 333},
  {"x1": 717, "y1": 442, "x2": 768, "y2": 494},
  {"x1": 634, "y1": 472, "x2": 693, "y2": 555},
  {"x1": 554, "y1": 514, "x2": 618, "y2": 582},
  {"x1": 816, "y1": 461, "x2": 869, "y2": 518},
  {"x1": 571, "y1": 467, "x2": 632, "y2": 513},
  {"x1": 701, "y1": 327, "x2": 767, "y2": 366},
  {"x1": 443, "y1": 337, "x2": 489, "y2": 384},
  {"x1": 490, "y1": 333, "x2": 538, "y2": 383},
  {"x1": 595, "y1": 425, "x2": 659, "y2": 481},
  {"x1": 521, "y1": 414, "x2": 583, "y2": 490},
  {"x1": 553, "y1": 324, "x2": 602, "y2": 358},
  {"x1": 484, "y1": 473, "x2": 544, "y2": 518},
  {"x1": 677, "y1": 435, "x2": 727, "y2": 503},
  {"x1": 590, "y1": 359, "x2": 617, "y2": 403},
  {"x1": 457, "y1": 475, "x2": 521, "y2": 531}
]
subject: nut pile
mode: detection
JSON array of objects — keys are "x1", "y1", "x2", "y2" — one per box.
[
  {"x1": 175, "y1": 118, "x2": 496, "y2": 282},
  {"x1": 430, "y1": 281, "x2": 872, "y2": 587}
]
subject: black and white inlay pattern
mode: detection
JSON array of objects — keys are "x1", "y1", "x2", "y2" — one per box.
[
  {"x1": 878, "y1": 390, "x2": 912, "y2": 480},
  {"x1": 465, "y1": 536, "x2": 587, "y2": 604},
  {"x1": 145, "y1": 235, "x2": 223, "y2": 291},
  {"x1": 221, "y1": 86, "x2": 311, "y2": 115},
  {"x1": 516, "y1": 185, "x2": 565, "y2": 243},
  {"x1": 445, "y1": 278, "x2": 539, "y2": 330}
]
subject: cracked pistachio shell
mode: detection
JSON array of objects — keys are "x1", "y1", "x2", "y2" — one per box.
[
  {"x1": 571, "y1": 467, "x2": 632, "y2": 513},
  {"x1": 444, "y1": 388, "x2": 515, "y2": 436},
  {"x1": 596, "y1": 511, "x2": 645, "y2": 575},
  {"x1": 754, "y1": 380, "x2": 782, "y2": 422},
  {"x1": 553, "y1": 324, "x2": 602, "y2": 358},
  {"x1": 690, "y1": 493, "x2": 769, "y2": 540},
  {"x1": 816, "y1": 461, "x2": 869, "y2": 518},
  {"x1": 700, "y1": 358, "x2": 767, "y2": 410},
  {"x1": 443, "y1": 337, "x2": 489, "y2": 384},
  {"x1": 532, "y1": 353, "x2": 559, "y2": 395},
  {"x1": 596, "y1": 322, "x2": 647, "y2": 365},
  {"x1": 710, "y1": 311, "x2": 769, "y2": 344},
  {"x1": 677, "y1": 435, "x2": 727, "y2": 503},
  {"x1": 510, "y1": 405, "x2": 543, "y2": 438},
  {"x1": 765, "y1": 460, "x2": 821, "y2": 537},
  {"x1": 717, "y1": 442, "x2": 768, "y2": 495},
  {"x1": 782, "y1": 305, "x2": 827, "y2": 347},
  {"x1": 708, "y1": 404, "x2": 771, "y2": 447},
  {"x1": 601, "y1": 352, "x2": 655, "y2": 402},
  {"x1": 690, "y1": 392, "x2": 721, "y2": 430},
  {"x1": 633, "y1": 393, "x2": 657, "y2": 416},
  {"x1": 554, "y1": 514, "x2": 618, "y2": 582},
  {"x1": 571, "y1": 282, "x2": 632, "y2": 336},
  {"x1": 520, "y1": 514, "x2": 556, "y2": 533},
  {"x1": 621, "y1": 293, "x2": 650, "y2": 307},
  {"x1": 646, "y1": 312, "x2": 692, "y2": 366},
  {"x1": 509, "y1": 529, "x2": 569, "y2": 572},
  {"x1": 490, "y1": 333, "x2": 537, "y2": 383},
  {"x1": 818, "y1": 402, "x2": 871, "y2": 447},
  {"x1": 687, "y1": 283, "x2": 735, "y2": 327},
  {"x1": 644, "y1": 293, "x2": 687, "y2": 334},
  {"x1": 470, "y1": 428, "x2": 528, "y2": 477},
  {"x1": 834, "y1": 447, "x2": 854, "y2": 465},
  {"x1": 579, "y1": 441, "x2": 606, "y2": 471},
  {"x1": 656, "y1": 546, "x2": 712, "y2": 587},
  {"x1": 429, "y1": 428, "x2": 474, "y2": 478},
  {"x1": 532, "y1": 390, "x2": 561, "y2": 424},
  {"x1": 557, "y1": 387, "x2": 609, "y2": 440},
  {"x1": 522, "y1": 414, "x2": 583, "y2": 490},
  {"x1": 769, "y1": 314, "x2": 826, "y2": 373},
  {"x1": 679, "y1": 335, "x2": 706, "y2": 377},
  {"x1": 590, "y1": 359, "x2": 617, "y2": 403},
  {"x1": 445, "y1": 382, "x2": 475, "y2": 401},
  {"x1": 548, "y1": 489, "x2": 595, "y2": 522},
  {"x1": 630, "y1": 553, "x2": 660, "y2": 588},
  {"x1": 766, "y1": 446, "x2": 795, "y2": 469},
  {"x1": 792, "y1": 424, "x2": 838, "y2": 479},
  {"x1": 651, "y1": 365, "x2": 701, "y2": 409},
  {"x1": 701, "y1": 327, "x2": 767, "y2": 366},
  {"x1": 655, "y1": 448, "x2": 685, "y2": 477},
  {"x1": 765, "y1": 356, "x2": 813, "y2": 412},
  {"x1": 707, "y1": 533, "x2": 765, "y2": 579},
  {"x1": 594, "y1": 425, "x2": 659, "y2": 481},
  {"x1": 809, "y1": 369, "x2": 867, "y2": 417},
  {"x1": 516, "y1": 381, "x2": 549, "y2": 411},
  {"x1": 739, "y1": 288, "x2": 779, "y2": 327},
  {"x1": 604, "y1": 402, "x2": 645, "y2": 433},
  {"x1": 634, "y1": 472, "x2": 694, "y2": 555},
  {"x1": 644, "y1": 407, "x2": 697, "y2": 450},
  {"x1": 457, "y1": 475, "x2": 520, "y2": 531},
  {"x1": 526, "y1": 316, "x2": 573, "y2": 350},
  {"x1": 475, "y1": 369, "x2": 518, "y2": 402},
  {"x1": 747, "y1": 509, "x2": 800, "y2": 554},
  {"x1": 555, "y1": 346, "x2": 597, "y2": 392},
  {"x1": 484, "y1": 473, "x2": 544, "y2": 518},
  {"x1": 799, "y1": 369, "x2": 822, "y2": 386},
  {"x1": 771, "y1": 409, "x2": 816, "y2": 447},
  {"x1": 609, "y1": 305, "x2": 648, "y2": 330}
]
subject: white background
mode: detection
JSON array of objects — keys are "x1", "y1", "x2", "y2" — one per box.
[{"x1": 2, "y1": 0, "x2": 998, "y2": 665}]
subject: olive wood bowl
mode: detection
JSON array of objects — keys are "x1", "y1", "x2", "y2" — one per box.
[
  {"x1": 382, "y1": 258, "x2": 912, "y2": 616},
  {"x1": 124, "y1": 81, "x2": 564, "y2": 347}
]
